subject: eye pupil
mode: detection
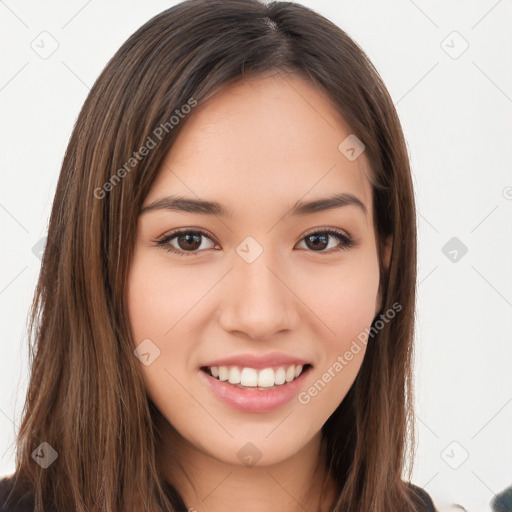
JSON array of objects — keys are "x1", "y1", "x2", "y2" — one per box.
[
  {"x1": 306, "y1": 234, "x2": 328, "y2": 251},
  {"x1": 178, "y1": 233, "x2": 202, "y2": 251}
]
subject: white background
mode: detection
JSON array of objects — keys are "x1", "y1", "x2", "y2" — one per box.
[{"x1": 0, "y1": 1, "x2": 511, "y2": 511}]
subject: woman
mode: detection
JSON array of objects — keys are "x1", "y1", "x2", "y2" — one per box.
[{"x1": 0, "y1": 0, "x2": 437, "y2": 510}]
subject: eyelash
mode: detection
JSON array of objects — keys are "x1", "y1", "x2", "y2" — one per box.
[{"x1": 155, "y1": 227, "x2": 355, "y2": 257}]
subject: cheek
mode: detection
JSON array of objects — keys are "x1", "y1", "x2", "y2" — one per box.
[
  {"x1": 126, "y1": 251, "x2": 200, "y2": 385},
  {"x1": 127, "y1": 251, "x2": 206, "y2": 346},
  {"x1": 126, "y1": 252, "x2": 205, "y2": 425},
  {"x1": 294, "y1": 248, "x2": 380, "y2": 411},
  {"x1": 330, "y1": 263, "x2": 380, "y2": 345},
  {"x1": 297, "y1": 246, "x2": 381, "y2": 349}
]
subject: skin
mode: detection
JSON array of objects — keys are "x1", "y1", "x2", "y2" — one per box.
[{"x1": 127, "y1": 71, "x2": 391, "y2": 512}]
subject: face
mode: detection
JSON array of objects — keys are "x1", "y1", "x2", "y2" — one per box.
[{"x1": 127, "y1": 72, "x2": 390, "y2": 468}]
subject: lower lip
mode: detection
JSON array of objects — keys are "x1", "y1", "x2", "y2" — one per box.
[{"x1": 198, "y1": 366, "x2": 312, "y2": 413}]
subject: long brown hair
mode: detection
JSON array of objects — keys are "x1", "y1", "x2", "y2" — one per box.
[{"x1": 4, "y1": 0, "x2": 419, "y2": 510}]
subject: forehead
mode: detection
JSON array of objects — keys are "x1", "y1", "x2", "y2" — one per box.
[{"x1": 145, "y1": 73, "x2": 373, "y2": 222}]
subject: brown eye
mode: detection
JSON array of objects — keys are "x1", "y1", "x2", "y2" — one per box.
[
  {"x1": 156, "y1": 227, "x2": 355, "y2": 257},
  {"x1": 297, "y1": 229, "x2": 355, "y2": 253},
  {"x1": 156, "y1": 229, "x2": 217, "y2": 256},
  {"x1": 175, "y1": 233, "x2": 202, "y2": 251},
  {"x1": 304, "y1": 233, "x2": 329, "y2": 251}
]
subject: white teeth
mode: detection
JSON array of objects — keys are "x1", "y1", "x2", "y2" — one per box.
[
  {"x1": 240, "y1": 367, "x2": 258, "y2": 387},
  {"x1": 228, "y1": 367, "x2": 241, "y2": 384},
  {"x1": 274, "y1": 367, "x2": 286, "y2": 385},
  {"x1": 207, "y1": 364, "x2": 308, "y2": 388},
  {"x1": 257, "y1": 368, "x2": 275, "y2": 388}
]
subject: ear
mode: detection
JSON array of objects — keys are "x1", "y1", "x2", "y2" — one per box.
[
  {"x1": 382, "y1": 235, "x2": 392, "y2": 272},
  {"x1": 375, "y1": 235, "x2": 393, "y2": 315}
]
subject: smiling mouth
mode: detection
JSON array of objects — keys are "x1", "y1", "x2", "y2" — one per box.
[{"x1": 200, "y1": 363, "x2": 313, "y2": 390}]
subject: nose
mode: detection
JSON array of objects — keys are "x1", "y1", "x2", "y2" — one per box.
[{"x1": 217, "y1": 249, "x2": 300, "y2": 341}]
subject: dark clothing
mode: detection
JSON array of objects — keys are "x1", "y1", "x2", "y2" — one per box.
[
  {"x1": 0, "y1": 476, "x2": 34, "y2": 512},
  {"x1": 407, "y1": 482, "x2": 437, "y2": 512},
  {"x1": 0, "y1": 474, "x2": 437, "y2": 511}
]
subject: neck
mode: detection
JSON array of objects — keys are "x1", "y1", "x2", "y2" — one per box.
[{"x1": 156, "y1": 416, "x2": 337, "y2": 512}]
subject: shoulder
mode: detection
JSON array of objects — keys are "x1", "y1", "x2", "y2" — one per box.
[
  {"x1": 405, "y1": 481, "x2": 437, "y2": 512},
  {"x1": 0, "y1": 475, "x2": 33, "y2": 512}
]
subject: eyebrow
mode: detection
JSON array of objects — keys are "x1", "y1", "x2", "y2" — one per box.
[{"x1": 140, "y1": 193, "x2": 367, "y2": 217}]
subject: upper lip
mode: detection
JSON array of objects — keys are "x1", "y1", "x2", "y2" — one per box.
[{"x1": 200, "y1": 352, "x2": 312, "y2": 370}]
